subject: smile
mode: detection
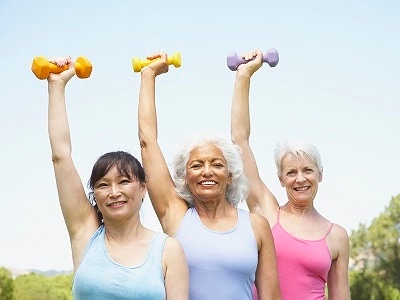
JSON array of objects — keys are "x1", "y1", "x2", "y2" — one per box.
[
  {"x1": 294, "y1": 186, "x2": 309, "y2": 191},
  {"x1": 108, "y1": 201, "x2": 126, "y2": 207},
  {"x1": 199, "y1": 180, "x2": 216, "y2": 186}
]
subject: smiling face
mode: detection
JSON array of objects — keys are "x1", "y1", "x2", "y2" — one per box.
[
  {"x1": 279, "y1": 153, "x2": 322, "y2": 205},
  {"x1": 93, "y1": 166, "x2": 146, "y2": 221},
  {"x1": 185, "y1": 144, "x2": 232, "y2": 204}
]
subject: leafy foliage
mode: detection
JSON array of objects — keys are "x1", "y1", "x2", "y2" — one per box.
[
  {"x1": 12, "y1": 272, "x2": 73, "y2": 300},
  {"x1": 350, "y1": 194, "x2": 400, "y2": 299},
  {"x1": 0, "y1": 267, "x2": 14, "y2": 300}
]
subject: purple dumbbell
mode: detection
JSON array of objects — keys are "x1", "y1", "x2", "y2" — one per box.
[{"x1": 227, "y1": 48, "x2": 279, "y2": 71}]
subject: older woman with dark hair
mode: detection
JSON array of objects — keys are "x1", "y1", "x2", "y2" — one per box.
[
  {"x1": 231, "y1": 49, "x2": 351, "y2": 300},
  {"x1": 138, "y1": 52, "x2": 281, "y2": 300},
  {"x1": 46, "y1": 58, "x2": 188, "y2": 300}
]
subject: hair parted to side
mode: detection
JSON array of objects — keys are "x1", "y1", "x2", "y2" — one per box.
[
  {"x1": 274, "y1": 139, "x2": 323, "y2": 176},
  {"x1": 87, "y1": 151, "x2": 146, "y2": 222},
  {"x1": 172, "y1": 133, "x2": 249, "y2": 207}
]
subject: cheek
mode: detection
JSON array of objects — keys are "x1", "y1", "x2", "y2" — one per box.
[
  {"x1": 93, "y1": 190, "x2": 107, "y2": 202},
  {"x1": 185, "y1": 172, "x2": 196, "y2": 184}
]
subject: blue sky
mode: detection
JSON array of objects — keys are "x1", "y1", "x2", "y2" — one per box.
[{"x1": 1, "y1": 1, "x2": 399, "y2": 271}]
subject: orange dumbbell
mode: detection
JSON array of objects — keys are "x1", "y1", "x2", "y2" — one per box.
[
  {"x1": 31, "y1": 56, "x2": 92, "y2": 80},
  {"x1": 132, "y1": 52, "x2": 181, "y2": 72}
]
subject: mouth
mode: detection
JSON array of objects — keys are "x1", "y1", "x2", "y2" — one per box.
[
  {"x1": 294, "y1": 186, "x2": 310, "y2": 192},
  {"x1": 199, "y1": 180, "x2": 217, "y2": 186},
  {"x1": 107, "y1": 201, "x2": 127, "y2": 207}
]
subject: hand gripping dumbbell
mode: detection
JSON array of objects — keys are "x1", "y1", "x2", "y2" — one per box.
[
  {"x1": 226, "y1": 48, "x2": 279, "y2": 71},
  {"x1": 31, "y1": 56, "x2": 93, "y2": 80},
  {"x1": 132, "y1": 52, "x2": 181, "y2": 72}
]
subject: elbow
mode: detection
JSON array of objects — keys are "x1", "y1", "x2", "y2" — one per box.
[{"x1": 138, "y1": 130, "x2": 147, "y2": 149}]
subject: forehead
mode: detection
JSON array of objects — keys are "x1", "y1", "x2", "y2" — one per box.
[
  {"x1": 188, "y1": 144, "x2": 225, "y2": 161},
  {"x1": 102, "y1": 165, "x2": 123, "y2": 177},
  {"x1": 281, "y1": 153, "x2": 316, "y2": 169}
]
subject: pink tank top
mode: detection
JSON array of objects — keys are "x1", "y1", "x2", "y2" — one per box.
[{"x1": 271, "y1": 208, "x2": 333, "y2": 300}]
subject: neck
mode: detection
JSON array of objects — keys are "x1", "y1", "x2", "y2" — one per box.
[{"x1": 104, "y1": 215, "x2": 144, "y2": 241}]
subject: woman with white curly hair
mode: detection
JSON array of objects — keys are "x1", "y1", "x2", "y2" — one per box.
[{"x1": 138, "y1": 52, "x2": 281, "y2": 300}]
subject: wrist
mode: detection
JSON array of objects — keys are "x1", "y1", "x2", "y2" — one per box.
[{"x1": 235, "y1": 70, "x2": 252, "y2": 81}]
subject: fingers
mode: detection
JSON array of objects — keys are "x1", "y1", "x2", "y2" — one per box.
[
  {"x1": 142, "y1": 51, "x2": 169, "y2": 76},
  {"x1": 47, "y1": 56, "x2": 76, "y2": 84},
  {"x1": 241, "y1": 49, "x2": 262, "y2": 61},
  {"x1": 146, "y1": 52, "x2": 167, "y2": 61},
  {"x1": 236, "y1": 49, "x2": 263, "y2": 75},
  {"x1": 49, "y1": 56, "x2": 72, "y2": 68}
]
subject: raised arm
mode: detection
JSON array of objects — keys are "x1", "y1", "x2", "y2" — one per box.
[
  {"x1": 138, "y1": 53, "x2": 188, "y2": 235},
  {"x1": 47, "y1": 60, "x2": 99, "y2": 268},
  {"x1": 230, "y1": 49, "x2": 278, "y2": 221}
]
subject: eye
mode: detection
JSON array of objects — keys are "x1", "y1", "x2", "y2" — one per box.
[
  {"x1": 190, "y1": 163, "x2": 202, "y2": 170},
  {"x1": 119, "y1": 179, "x2": 130, "y2": 184},
  {"x1": 304, "y1": 168, "x2": 314, "y2": 174},
  {"x1": 96, "y1": 182, "x2": 108, "y2": 188},
  {"x1": 287, "y1": 170, "x2": 296, "y2": 177},
  {"x1": 213, "y1": 163, "x2": 224, "y2": 168}
]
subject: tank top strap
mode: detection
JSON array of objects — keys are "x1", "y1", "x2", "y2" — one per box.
[{"x1": 324, "y1": 222, "x2": 335, "y2": 238}]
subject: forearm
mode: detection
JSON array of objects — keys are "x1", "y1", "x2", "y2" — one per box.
[
  {"x1": 48, "y1": 82, "x2": 72, "y2": 162},
  {"x1": 231, "y1": 71, "x2": 252, "y2": 145},
  {"x1": 138, "y1": 70, "x2": 158, "y2": 146}
]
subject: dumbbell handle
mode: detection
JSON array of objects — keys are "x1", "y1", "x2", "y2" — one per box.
[
  {"x1": 132, "y1": 52, "x2": 181, "y2": 72},
  {"x1": 31, "y1": 56, "x2": 92, "y2": 80},
  {"x1": 227, "y1": 48, "x2": 279, "y2": 71}
]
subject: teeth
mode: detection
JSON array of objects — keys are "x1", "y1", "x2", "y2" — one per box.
[
  {"x1": 109, "y1": 201, "x2": 125, "y2": 206},
  {"x1": 295, "y1": 187, "x2": 309, "y2": 191},
  {"x1": 201, "y1": 181, "x2": 216, "y2": 185}
]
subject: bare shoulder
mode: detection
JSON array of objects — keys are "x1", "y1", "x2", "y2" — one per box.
[
  {"x1": 331, "y1": 223, "x2": 349, "y2": 242},
  {"x1": 326, "y1": 223, "x2": 350, "y2": 260},
  {"x1": 164, "y1": 236, "x2": 183, "y2": 249},
  {"x1": 249, "y1": 212, "x2": 275, "y2": 251},
  {"x1": 162, "y1": 236, "x2": 186, "y2": 264},
  {"x1": 249, "y1": 212, "x2": 273, "y2": 237}
]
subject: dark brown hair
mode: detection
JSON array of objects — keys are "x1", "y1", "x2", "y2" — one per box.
[{"x1": 87, "y1": 151, "x2": 146, "y2": 222}]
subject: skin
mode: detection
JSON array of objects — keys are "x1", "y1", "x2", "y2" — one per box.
[
  {"x1": 138, "y1": 52, "x2": 281, "y2": 300},
  {"x1": 230, "y1": 49, "x2": 351, "y2": 299},
  {"x1": 47, "y1": 62, "x2": 188, "y2": 299}
]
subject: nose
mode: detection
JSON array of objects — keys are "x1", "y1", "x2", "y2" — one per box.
[
  {"x1": 296, "y1": 172, "x2": 306, "y2": 182},
  {"x1": 109, "y1": 184, "x2": 121, "y2": 197},
  {"x1": 202, "y1": 163, "x2": 213, "y2": 176}
]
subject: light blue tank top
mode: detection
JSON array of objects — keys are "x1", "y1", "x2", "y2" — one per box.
[
  {"x1": 72, "y1": 225, "x2": 167, "y2": 300},
  {"x1": 175, "y1": 208, "x2": 257, "y2": 300}
]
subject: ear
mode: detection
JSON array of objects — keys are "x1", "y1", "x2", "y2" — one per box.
[
  {"x1": 278, "y1": 175, "x2": 285, "y2": 187},
  {"x1": 227, "y1": 173, "x2": 233, "y2": 185},
  {"x1": 318, "y1": 171, "x2": 323, "y2": 182},
  {"x1": 141, "y1": 183, "x2": 147, "y2": 197}
]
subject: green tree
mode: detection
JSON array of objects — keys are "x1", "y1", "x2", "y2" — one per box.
[
  {"x1": 350, "y1": 194, "x2": 400, "y2": 299},
  {"x1": 350, "y1": 270, "x2": 400, "y2": 300},
  {"x1": 0, "y1": 266, "x2": 14, "y2": 300},
  {"x1": 368, "y1": 195, "x2": 400, "y2": 289},
  {"x1": 13, "y1": 272, "x2": 73, "y2": 300}
]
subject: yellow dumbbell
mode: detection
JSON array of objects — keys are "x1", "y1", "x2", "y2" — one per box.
[
  {"x1": 31, "y1": 56, "x2": 92, "y2": 80},
  {"x1": 132, "y1": 52, "x2": 181, "y2": 72}
]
